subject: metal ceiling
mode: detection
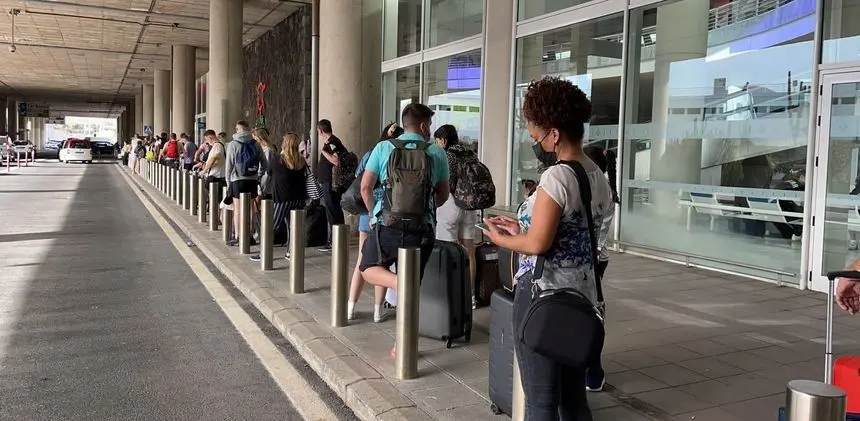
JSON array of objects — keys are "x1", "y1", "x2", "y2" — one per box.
[{"x1": 0, "y1": 0, "x2": 305, "y2": 118}]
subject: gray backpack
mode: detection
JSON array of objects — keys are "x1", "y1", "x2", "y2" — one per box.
[{"x1": 381, "y1": 139, "x2": 433, "y2": 231}]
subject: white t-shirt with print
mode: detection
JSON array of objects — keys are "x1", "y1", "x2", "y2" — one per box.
[{"x1": 515, "y1": 159, "x2": 615, "y2": 305}]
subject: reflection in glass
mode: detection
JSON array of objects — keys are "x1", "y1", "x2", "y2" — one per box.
[
  {"x1": 819, "y1": 82, "x2": 860, "y2": 276},
  {"x1": 518, "y1": 0, "x2": 595, "y2": 21},
  {"x1": 423, "y1": 50, "x2": 482, "y2": 150},
  {"x1": 382, "y1": 65, "x2": 421, "y2": 126},
  {"x1": 823, "y1": 0, "x2": 860, "y2": 63},
  {"x1": 427, "y1": 0, "x2": 483, "y2": 48},
  {"x1": 620, "y1": 0, "x2": 814, "y2": 282},
  {"x1": 383, "y1": 0, "x2": 422, "y2": 60},
  {"x1": 511, "y1": 13, "x2": 624, "y2": 202}
]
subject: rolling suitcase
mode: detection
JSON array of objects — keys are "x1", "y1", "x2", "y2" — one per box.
[
  {"x1": 419, "y1": 240, "x2": 472, "y2": 348},
  {"x1": 475, "y1": 243, "x2": 501, "y2": 307},
  {"x1": 488, "y1": 289, "x2": 515, "y2": 416}
]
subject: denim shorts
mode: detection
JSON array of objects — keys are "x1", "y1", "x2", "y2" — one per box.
[{"x1": 358, "y1": 214, "x2": 371, "y2": 233}]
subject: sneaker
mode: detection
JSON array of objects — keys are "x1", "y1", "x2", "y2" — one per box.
[
  {"x1": 374, "y1": 307, "x2": 393, "y2": 323},
  {"x1": 317, "y1": 244, "x2": 332, "y2": 253},
  {"x1": 347, "y1": 309, "x2": 356, "y2": 321},
  {"x1": 226, "y1": 239, "x2": 238, "y2": 247},
  {"x1": 284, "y1": 252, "x2": 291, "y2": 260},
  {"x1": 383, "y1": 300, "x2": 396, "y2": 309},
  {"x1": 472, "y1": 296, "x2": 478, "y2": 310},
  {"x1": 249, "y1": 254, "x2": 261, "y2": 262},
  {"x1": 585, "y1": 367, "x2": 606, "y2": 392}
]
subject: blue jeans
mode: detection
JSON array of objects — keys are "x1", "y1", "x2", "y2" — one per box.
[{"x1": 514, "y1": 282, "x2": 592, "y2": 421}]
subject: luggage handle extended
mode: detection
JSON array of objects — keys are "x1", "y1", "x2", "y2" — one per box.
[{"x1": 823, "y1": 270, "x2": 860, "y2": 384}]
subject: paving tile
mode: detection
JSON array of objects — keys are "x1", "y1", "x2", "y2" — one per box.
[
  {"x1": 436, "y1": 403, "x2": 504, "y2": 421},
  {"x1": 592, "y1": 405, "x2": 656, "y2": 421},
  {"x1": 306, "y1": 337, "x2": 357, "y2": 361},
  {"x1": 721, "y1": 393, "x2": 784, "y2": 421},
  {"x1": 464, "y1": 377, "x2": 490, "y2": 401},
  {"x1": 640, "y1": 344, "x2": 705, "y2": 363},
  {"x1": 443, "y1": 360, "x2": 489, "y2": 382},
  {"x1": 709, "y1": 332, "x2": 775, "y2": 351},
  {"x1": 288, "y1": 321, "x2": 334, "y2": 343},
  {"x1": 676, "y1": 356, "x2": 746, "y2": 379},
  {"x1": 410, "y1": 383, "x2": 488, "y2": 413},
  {"x1": 712, "y1": 351, "x2": 785, "y2": 372},
  {"x1": 604, "y1": 350, "x2": 668, "y2": 370},
  {"x1": 639, "y1": 364, "x2": 708, "y2": 387},
  {"x1": 587, "y1": 392, "x2": 620, "y2": 411},
  {"x1": 272, "y1": 307, "x2": 314, "y2": 332},
  {"x1": 673, "y1": 406, "x2": 737, "y2": 421},
  {"x1": 348, "y1": 379, "x2": 415, "y2": 417},
  {"x1": 608, "y1": 370, "x2": 669, "y2": 395},
  {"x1": 715, "y1": 372, "x2": 786, "y2": 398},
  {"x1": 677, "y1": 339, "x2": 738, "y2": 357},
  {"x1": 377, "y1": 406, "x2": 433, "y2": 421},
  {"x1": 322, "y1": 356, "x2": 383, "y2": 393},
  {"x1": 422, "y1": 346, "x2": 482, "y2": 369},
  {"x1": 633, "y1": 387, "x2": 713, "y2": 415}
]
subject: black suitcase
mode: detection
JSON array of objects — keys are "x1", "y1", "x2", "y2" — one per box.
[
  {"x1": 419, "y1": 240, "x2": 472, "y2": 348},
  {"x1": 489, "y1": 289, "x2": 515, "y2": 416},
  {"x1": 497, "y1": 247, "x2": 520, "y2": 293},
  {"x1": 305, "y1": 204, "x2": 328, "y2": 247},
  {"x1": 474, "y1": 243, "x2": 501, "y2": 307}
]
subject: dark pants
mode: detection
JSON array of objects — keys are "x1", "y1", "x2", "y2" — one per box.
[
  {"x1": 359, "y1": 225, "x2": 435, "y2": 277},
  {"x1": 587, "y1": 260, "x2": 610, "y2": 378},
  {"x1": 514, "y1": 281, "x2": 592, "y2": 421},
  {"x1": 320, "y1": 183, "x2": 345, "y2": 245}
]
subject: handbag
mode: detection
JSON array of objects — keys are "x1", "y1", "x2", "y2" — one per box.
[
  {"x1": 341, "y1": 170, "x2": 367, "y2": 215},
  {"x1": 304, "y1": 166, "x2": 323, "y2": 200},
  {"x1": 518, "y1": 159, "x2": 605, "y2": 368}
]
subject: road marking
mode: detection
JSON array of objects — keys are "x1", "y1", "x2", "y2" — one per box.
[{"x1": 116, "y1": 165, "x2": 335, "y2": 421}]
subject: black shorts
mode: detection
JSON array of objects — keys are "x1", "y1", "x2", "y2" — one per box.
[
  {"x1": 229, "y1": 179, "x2": 258, "y2": 199},
  {"x1": 183, "y1": 162, "x2": 194, "y2": 171},
  {"x1": 359, "y1": 225, "x2": 435, "y2": 278}
]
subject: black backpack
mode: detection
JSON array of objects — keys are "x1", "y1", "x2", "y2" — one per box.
[{"x1": 332, "y1": 150, "x2": 358, "y2": 192}]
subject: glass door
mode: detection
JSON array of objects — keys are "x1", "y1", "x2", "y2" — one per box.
[{"x1": 811, "y1": 71, "x2": 860, "y2": 292}]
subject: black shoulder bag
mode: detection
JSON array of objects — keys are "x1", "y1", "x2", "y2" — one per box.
[{"x1": 518, "y1": 159, "x2": 605, "y2": 368}]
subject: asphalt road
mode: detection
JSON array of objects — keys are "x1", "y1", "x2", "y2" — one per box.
[{"x1": 0, "y1": 162, "x2": 345, "y2": 420}]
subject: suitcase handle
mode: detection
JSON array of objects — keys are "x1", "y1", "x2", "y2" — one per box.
[{"x1": 826, "y1": 270, "x2": 860, "y2": 281}]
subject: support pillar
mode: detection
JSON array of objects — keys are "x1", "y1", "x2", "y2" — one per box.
[
  {"x1": 7, "y1": 98, "x2": 17, "y2": 140},
  {"x1": 172, "y1": 45, "x2": 196, "y2": 138},
  {"x1": 134, "y1": 92, "x2": 143, "y2": 136},
  {"x1": 208, "y1": 0, "x2": 243, "y2": 133},
  {"x1": 154, "y1": 69, "x2": 171, "y2": 136},
  {"x1": 0, "y1": 97, "x2": 8, "y2": 135},
  {"x1": 648, "y1": 0, "x2": 709, "y2": 216},
  {"x1": 320, "y1": 0, "x2": 381, "y2": 154},
  {"x1": 142, "y1": 84, "x2": 154, "y2": 137}
]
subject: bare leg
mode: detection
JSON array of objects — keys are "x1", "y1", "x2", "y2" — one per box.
[{"x1": 361, "y1": 266, "x2": 397, "y2": 290}]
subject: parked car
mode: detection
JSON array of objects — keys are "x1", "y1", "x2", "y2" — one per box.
[
  {"x1": 45, "y1": 139, "x2": 62, "y2": 159},
  {"x1": 12, "y1": 140, "x2": 33, "y2": 157},
  {"x1": 90, "y1": 140, "x2": 115, "y2": 157},
  {"x1": 59, "y1": 139, "x2": 92, "y2": 164}
]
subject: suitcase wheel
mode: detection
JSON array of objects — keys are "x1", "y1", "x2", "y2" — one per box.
[
  {"x1": 491, "y1": 404, "x2": 502, "y2": 415},
  {"x1": 446, "y1": 338, "x2": 453, "y2": 349}
]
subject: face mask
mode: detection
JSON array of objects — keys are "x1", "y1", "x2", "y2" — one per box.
[{"x1": 532, "y1": 132, "x2": 557, "y2": 166}]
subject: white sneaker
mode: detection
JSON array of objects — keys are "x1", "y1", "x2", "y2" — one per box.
[
  {"x1": 851, "y1": 240, "x2": 858, "y2": 251},
  {"x1": 374, "y1": 307, "x2": 392, "y2": 323},
  {"x1": 347, "y1": 309, "x2": 356, "y2": 321}
]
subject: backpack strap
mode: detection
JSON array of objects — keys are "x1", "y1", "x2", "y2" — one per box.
[{"x1": 558, "y1": 160, "x2": 602, "y2": 304}]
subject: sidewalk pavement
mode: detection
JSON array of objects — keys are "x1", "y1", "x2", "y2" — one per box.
[{"x1": 122, "y1": 165, "x2": 860, "y2": 421}]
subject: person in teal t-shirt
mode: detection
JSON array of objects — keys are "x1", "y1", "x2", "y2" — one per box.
[{"x1": 357, "y1": 104, "x2": 450, "y2": 358}]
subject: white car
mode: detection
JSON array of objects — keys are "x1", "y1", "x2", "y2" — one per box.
[
  {"x1": 12, "y1": 140, "x2": 32, "y2": 157},
  {"x1": 59, "y1": 139, "x2": 93, "y2": 164}
]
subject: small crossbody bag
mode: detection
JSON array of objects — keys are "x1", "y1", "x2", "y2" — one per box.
[{"x1": 518, "y1": 159, "x2": 605, "y2": 368}]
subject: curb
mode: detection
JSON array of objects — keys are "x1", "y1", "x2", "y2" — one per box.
[{"x1": 121, "y1": 166, "x2": 433, "y2": 421}]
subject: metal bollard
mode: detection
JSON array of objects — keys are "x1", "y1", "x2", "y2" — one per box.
[
  {"x1": 289, "y1": 209, "x2": 306, "y2": 294},
  {"x1": 209, "y1": 182, "x2": 220, "y2": 231},
  {"x1": 331, "y1": 224, "x2": 349, "y2": 327},
  {"x1": 512, "y1": 350, "x2": 525, "y2": 421},
  {"x1": 222, "y1": 195, "x2": 233, "y2": 243},
  {"x1": 172, "y1": 169, "x2": 179, "y2": 201},
  {"x1": 785, "y1": 380, "x2": 845, "y2": 421},
  {"x1": 395, "y1": 247, "x2": 420, "y2": 380},
  {"x1": 260, "y1": 199, "x2": 274, "y2": 271},
  {"x1": 156, "y1": 164, "x2": 161, "y2": 191},
  {"x1": 17, "y1": 151, "x2": 21, "y2": 167},
  {"x1": 238, "y1": 192, "x2": 252, "y2": 255},
  {"x1": 176, "y1": 170, "x2": 184, "y2": 206},
  {"x1": 167, "y1": 168, "x2": 173, "y2": 197},
  {"x1": 197, "y1": 177, "x2": 207, "y2": 224},
  {"x1": 182, "y1": 172, "x2": 191, "y2": 211},
  {"x1": 189, "y1": 175, "x2": 198, "y2": 216}
]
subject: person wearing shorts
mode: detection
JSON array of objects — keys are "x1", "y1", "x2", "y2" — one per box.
[
  {"x1": 433, "y1": 124, "x2": 479, "y2": 308},
  {"x1": 224, "y1": 120, "x2": 266, "y2": 246}
]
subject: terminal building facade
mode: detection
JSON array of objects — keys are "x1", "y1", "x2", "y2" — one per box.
[{"x1": 190, "y1": 0, "x2": 860, "y2": 293}]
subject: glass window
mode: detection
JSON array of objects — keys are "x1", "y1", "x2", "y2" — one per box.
[
  {"x1": 511, "y1": 13, "x2": 624, "y2": 201},
  {"x1": 823, "y1": 0, "x2": 860, "y2": 63},
  {"x1": 427, "y1": 0, "x2": 483, "y2": 48},
  {"x1": 423, "y1": 50, "x2": 482, "y2": 149},
  {"x1": 384, "y1": 0, "x2": 422, "y2": 60},
  {"x1": 382, "y1": 65, "x2": 421, "y2": 125},
  {"x1": 518, "y1": 0, "x2": 594, "y2": 21},
  {"x1": 620, "y1": 0, "x2": 814, "y2": 282}
]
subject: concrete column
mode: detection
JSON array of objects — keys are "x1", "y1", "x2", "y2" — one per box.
[
  {"x1": 134, "y1": 92, "x2": 143, "y2": 136},
  {"x1": 0, "y1": 97, "x2": 7, "y2": 135},
  {"x1": 172, "y1": 45, "x2": 196, "y2": 138},
  {"x1": 7, "y1": 98, "x2": 18, "y2": 140},
  {"x1": 320, "y1": 0, "x2": 381, "y2": 153},
  {"x1": 481, "y1": 0, "x2": 515, "y2": 206},
  {"x1": 154, "y1": 69, "x2": 171, "y2": 136},
  {"x1": 208, "y1": 0, "x2": 243, "y2": 133},
  {"x1": 648, "y1": 0, "x2": 709, "y2": 214},
  {"x1": 142, "y1": 84, "x2": 154, "y2": 136}
]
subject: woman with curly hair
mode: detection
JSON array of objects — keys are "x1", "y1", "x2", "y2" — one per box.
[{"x1": 483, "y1": 76, "x2": 614, "y2": 420}]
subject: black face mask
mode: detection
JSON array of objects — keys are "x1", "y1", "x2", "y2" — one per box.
[{"x1": 532, "y1": 142, "x2": 557, "y2": 167}]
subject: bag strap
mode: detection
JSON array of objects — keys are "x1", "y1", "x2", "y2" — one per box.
[{"x1": 558, "y1": 159, "x2": 603, "y2": 303}]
